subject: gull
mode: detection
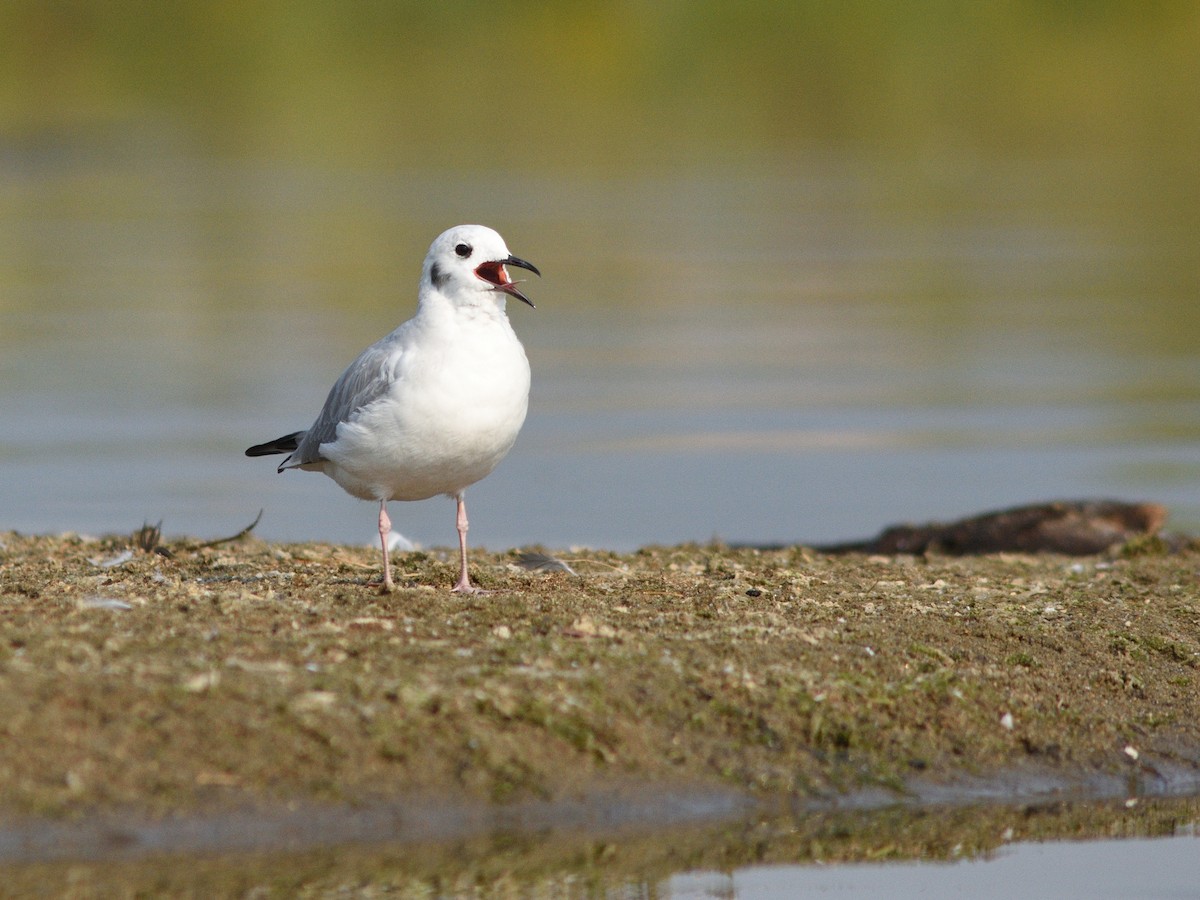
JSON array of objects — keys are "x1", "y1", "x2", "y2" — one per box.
[{"x1": 246, "y1": 224, "x2": 538, "y2": 593}]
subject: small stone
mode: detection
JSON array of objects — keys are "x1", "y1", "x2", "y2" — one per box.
[
  {"x1": 183, "y1": 670, "x2": 220, "y2": 693},
  {"x1": 566, "y1": 615, "x2": 616, "y2": 639}
]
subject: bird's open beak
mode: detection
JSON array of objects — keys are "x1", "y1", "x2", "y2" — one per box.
[{"x1": 475, "y1": 255, "x2": 540, "y2": 308}]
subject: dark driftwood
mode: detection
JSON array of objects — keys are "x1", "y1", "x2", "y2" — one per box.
[{"x1": 814, "y1": 500, "x2": 1167, "y2": 556}]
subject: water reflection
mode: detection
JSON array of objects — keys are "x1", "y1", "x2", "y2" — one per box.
[
  {"x1": 674, "y1": 835, "x2": 1200, "y2": 899},
  {"x1": 2, "y1": 795, "x2": 1197, "y2": 897},
  {"x1": 1, "y1": 151, "x2": 1197, "y2": 550}
]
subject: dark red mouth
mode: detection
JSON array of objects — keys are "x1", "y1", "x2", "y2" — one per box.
[
  {"x1": 474, "y1": 255, "x2": 540, "y2": 308},
  {"x1": 475, "y1": 261, "x2": 511, "y2": 289}
]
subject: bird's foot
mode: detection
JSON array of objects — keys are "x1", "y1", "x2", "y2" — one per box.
[
  {"x1": 376, "y1": 576, "x2": 395, "y2": 595},
  {"x1": 450, "y1": 579, "x2": 489, "y2": 595}
]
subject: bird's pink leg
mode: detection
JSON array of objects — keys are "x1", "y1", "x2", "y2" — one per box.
[
  {"x1": 450, "y1": 494, "x2": 485, "y2": 593},
  {"x1": 377, "y1": 500, "x2": 394, "y2": 593}
]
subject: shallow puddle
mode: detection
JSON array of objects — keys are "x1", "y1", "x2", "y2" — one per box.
[
  {"x1": 673, "y1": 833, "x2": 1200, "y2": 899},
  {"x1": 2, "y1": 792, "x2": 1197, "y2": 897}
]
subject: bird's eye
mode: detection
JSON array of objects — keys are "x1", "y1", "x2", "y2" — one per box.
[{"x1": 454, "y1": 243, "x2": 472, "y2": 258}]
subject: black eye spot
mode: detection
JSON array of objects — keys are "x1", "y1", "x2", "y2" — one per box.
[{"x1": 454, "y1": 242, "x2": 472, "y2": 258}]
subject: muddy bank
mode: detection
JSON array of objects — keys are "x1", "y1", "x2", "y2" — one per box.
[{"x1": 1, "y1": 531, "x2": 1198, "y2": 846}]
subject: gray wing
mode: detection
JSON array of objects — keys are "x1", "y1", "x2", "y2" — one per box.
[{"x1": 286, "y1": 336, "x2": 401, "y2": 467}]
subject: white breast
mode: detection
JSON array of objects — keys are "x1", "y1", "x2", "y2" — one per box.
[{"x1": 319, "y1": 305, "x2": 531, "y2": 502}]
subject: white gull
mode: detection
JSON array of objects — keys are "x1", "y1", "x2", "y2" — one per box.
[{"x1": 246, "y1": 224, "x2": 538, "y2": 593}]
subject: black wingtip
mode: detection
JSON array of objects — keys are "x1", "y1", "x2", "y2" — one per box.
[{"x1": 245, "y1": 431, "x2": 304, "y2": 457}]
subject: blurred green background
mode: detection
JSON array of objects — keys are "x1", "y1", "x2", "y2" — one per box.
[
  {"x1": 1, "y1": 2, "x2": 1197, "y2": 547},
  {"x1": 3, "y1": 2, "x2": 1197, "y2": 168}
]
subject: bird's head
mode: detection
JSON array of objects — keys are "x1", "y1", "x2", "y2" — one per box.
[{"x1": 424, "y1": 224, "x2": 540, "y2": 309}]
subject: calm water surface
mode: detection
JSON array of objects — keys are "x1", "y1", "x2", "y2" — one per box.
[
  {"x1": 674, "y1": 833, "x2": 1200, "y2": 899},
  {"x1": 2, "y1": 144, "x2": 1197, "y2": 552},
  {"x1": 6, "y1": 801, "x2": 1197, "y2": 897}
]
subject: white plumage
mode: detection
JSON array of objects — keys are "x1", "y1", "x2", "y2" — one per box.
[{"x1": 247, "y1": 224, "x2": 538, "y2": 593}]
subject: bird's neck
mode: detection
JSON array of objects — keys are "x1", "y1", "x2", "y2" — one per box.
[{"x1": 418, "y1": 288, "x2": 508, "y2": 321}]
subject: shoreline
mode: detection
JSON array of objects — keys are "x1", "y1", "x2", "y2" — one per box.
[
  {"x1": 2, "y1": 762, "x2": 1200, "y2": 864},
  {"x1": 1, "y1": 531, "x2": 1198, "y2": 857}
]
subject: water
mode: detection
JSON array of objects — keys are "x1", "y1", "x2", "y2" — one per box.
[
  {"x1": 2, "y1": 150, "x2": 1198, "y2": 552},
  {"x1": 674, "y1": 834, "x2": 1200, "y2": 899},
  {"x1": 3, "y1": 795, "x2": 1196, "y2": 896}
]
